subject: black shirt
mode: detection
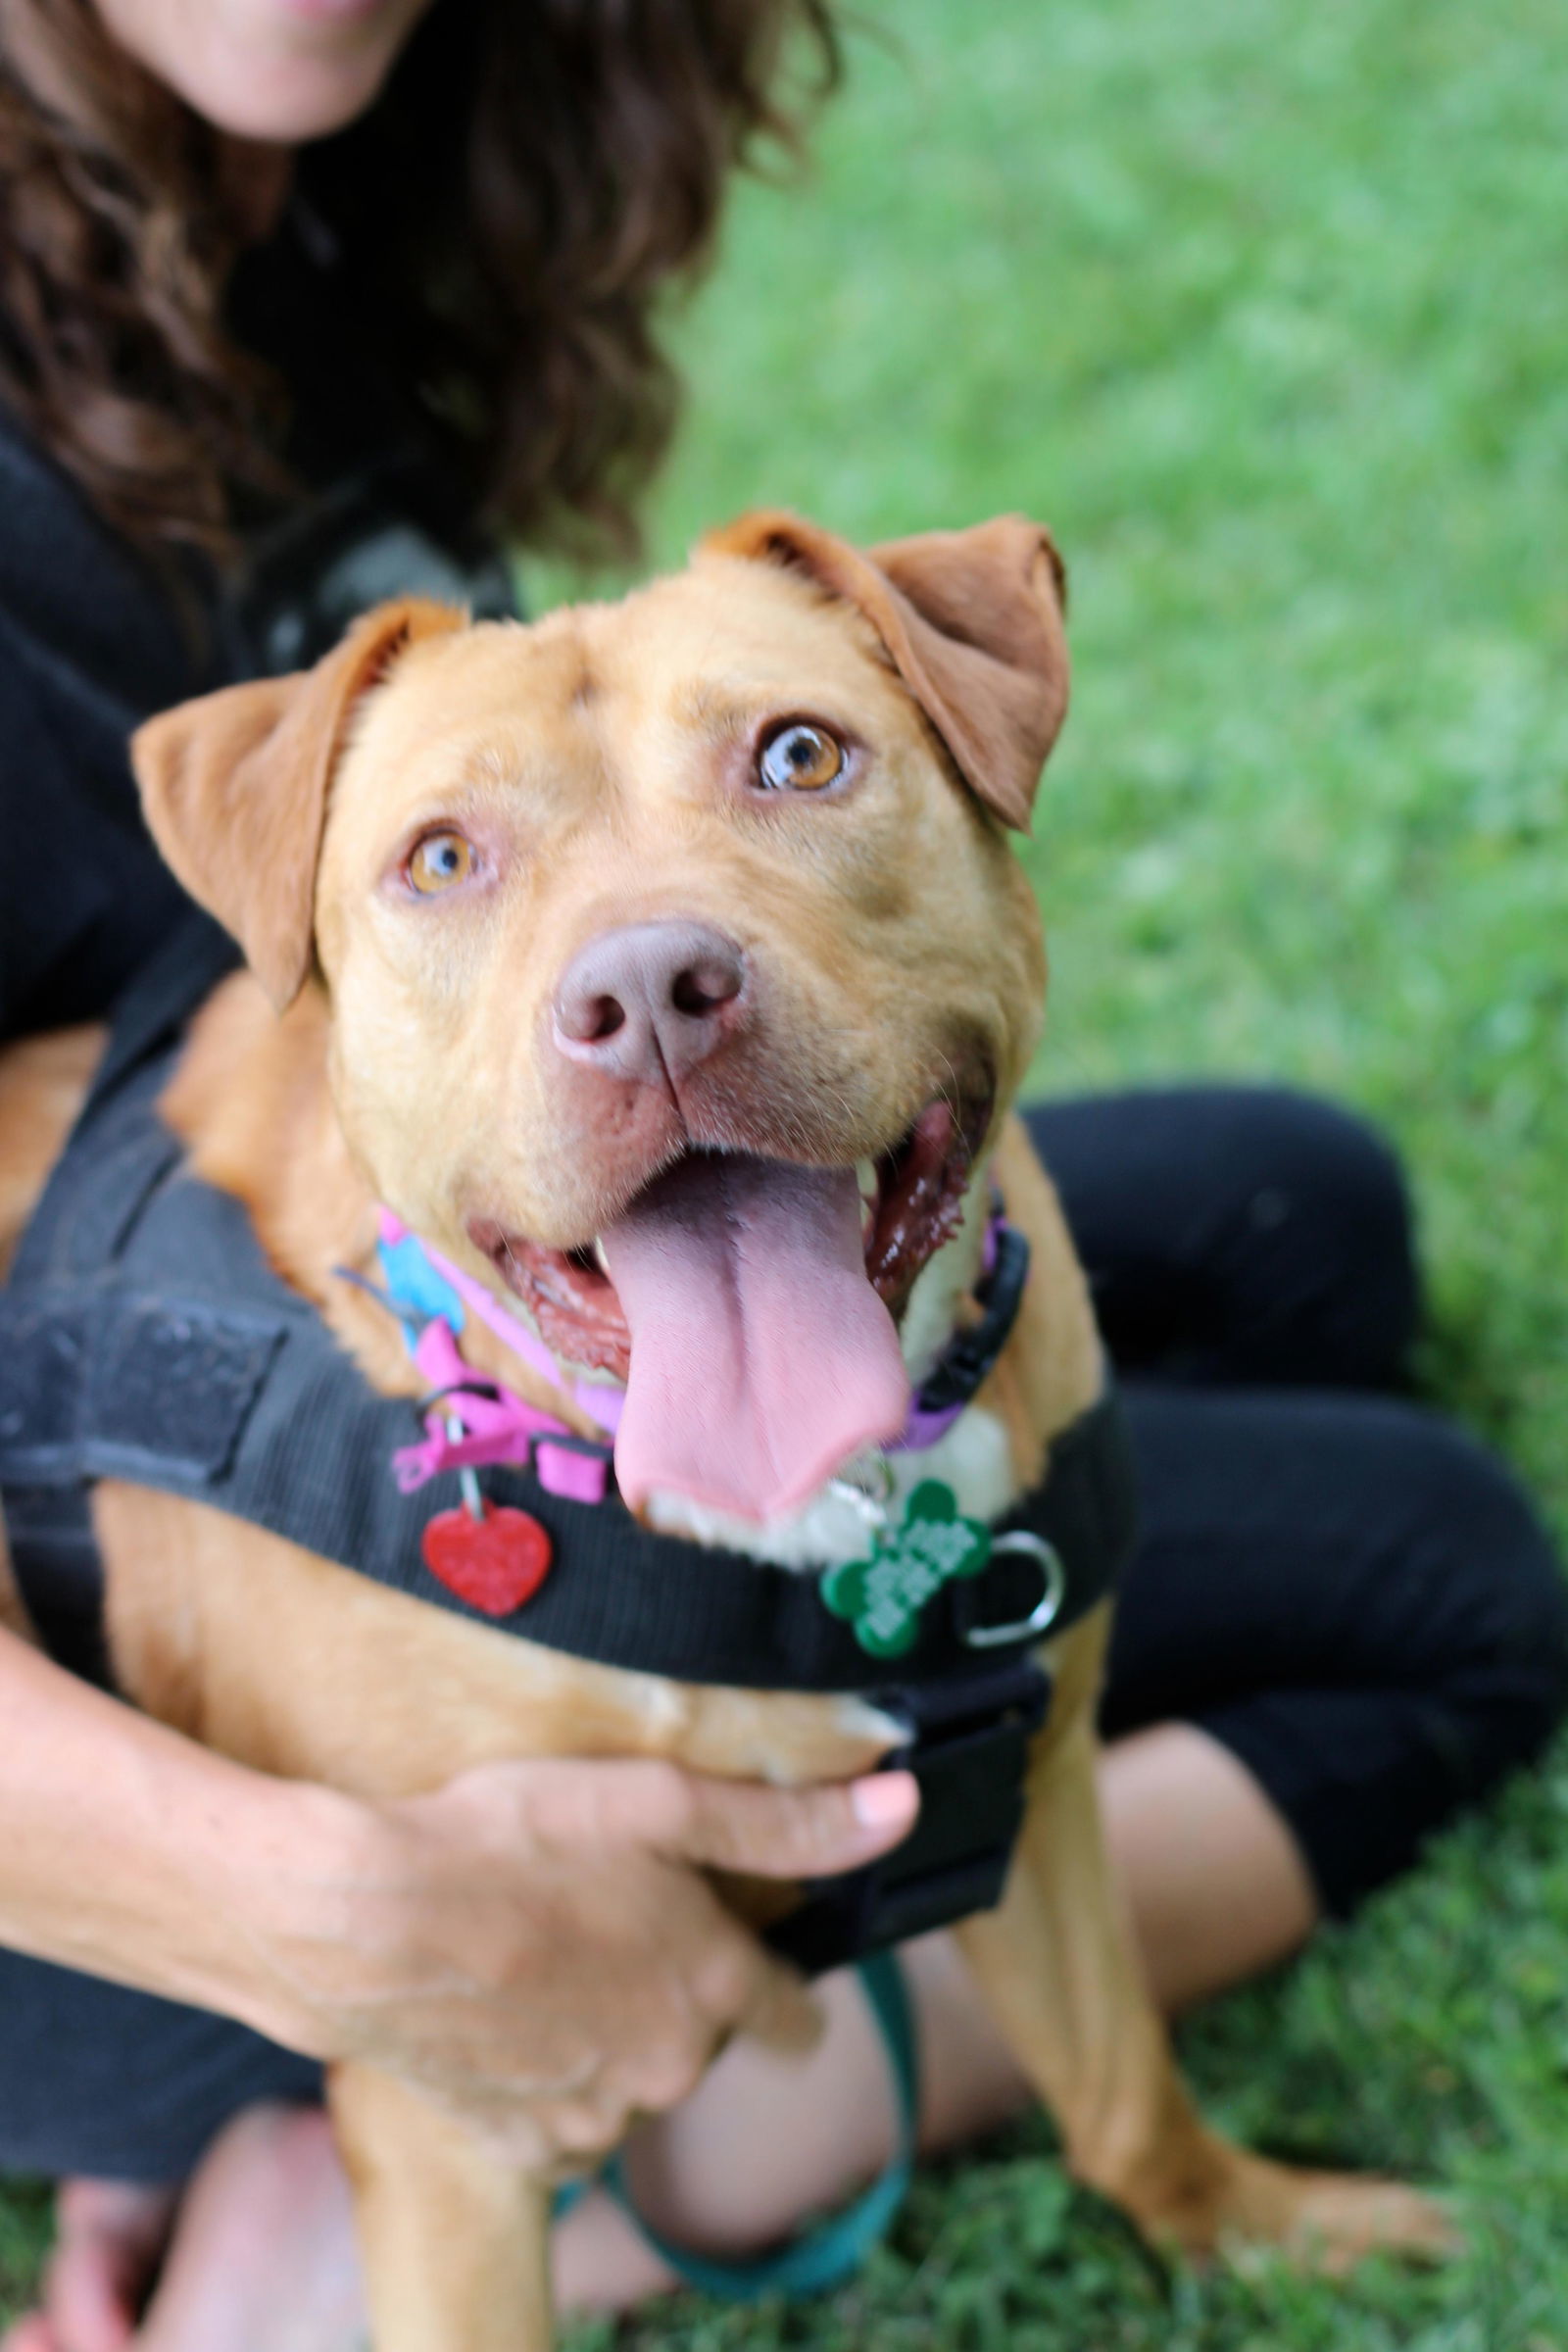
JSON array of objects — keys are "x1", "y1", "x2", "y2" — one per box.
[
  {"x1": 0, "y1": 420, "x2": 208, "y2": 1037},
  {"x1": 0, "y1": 199, "x2": 514, "y2": 1043}
]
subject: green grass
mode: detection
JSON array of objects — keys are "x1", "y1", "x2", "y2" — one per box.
[
  {"x1": 6, "y1": 0, "x2": 1567, "y2": 2341},
  {"x1": 573, "y1": 0, "x2": 1568, "y2": 2344}
]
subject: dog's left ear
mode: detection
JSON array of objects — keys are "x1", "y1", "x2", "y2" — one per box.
[
  {"x1": 701, "y1": 511, "x2": 1068, "y2": 829},
  {"x1": 132, "y1": 598, "x2": 466, "y2": 1009}
]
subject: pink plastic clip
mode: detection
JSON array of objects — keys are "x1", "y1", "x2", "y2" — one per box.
[
  {"x1": 391, "y1": 1319, "x2": 610, "y2": 1498},
  {"x1": 535, "y1": 1443, "x2": 610, "y2": 1504}
]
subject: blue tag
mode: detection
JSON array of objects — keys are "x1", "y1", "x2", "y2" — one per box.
[{"x1": 377, "y1": 1234, "x2": 466, "y2": 1331}]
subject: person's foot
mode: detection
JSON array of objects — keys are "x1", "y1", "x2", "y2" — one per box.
[
  {"x1": 3, "y1": 2176, "x2": 178, "y2": 2352},
  {"x1": 131, "y1": 2106, "x2": 363, "y2": 2352},
  {"x1": 3, "y1": 2107, "x2": 365, "y2": 2352},
  {"x1": 1, "y1": 2322, "x2": 55, "y2": 2352}
]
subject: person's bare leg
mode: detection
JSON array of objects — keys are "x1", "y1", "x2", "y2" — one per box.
[
  {"x1": 0, "y1": 2181, "x2": 176, "y2": 2352},
  {"x1": 0, "y1": 2321, "x2": 54, "y2": 2352},
  {"x1": 12, "y1": 1724, "x2": 1319, "y2": 2341},
  {"x1": 131, "y1": 2108, "x2": 362, "y2": 2352},
  {"x1": 3, "y1": 2110, "x2": 363, "y2": 2352},
  {"x1": 556, "y1": 1722, "x2": 1319, "y2": 2309}
]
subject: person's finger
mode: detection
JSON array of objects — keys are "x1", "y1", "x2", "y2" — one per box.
[
  {"x1": 649, "y1": 1766, "x2": 920, "y2": 1881},
  {"x1": 48, "y1": 2180, "x2": 171, "y2": 2352},
  {"x1": 458, "y1": 2105, "x2": 557, "y2": 2172},
  {"x1": 736, "y1": 1951, "x2": 826, "y2": 2056},
  {"x1": 441, "y1": 2090, "x2": 613, "y2": 2175},
  {"x1": 533, "y1": 2096, "x2": 630, "y2": 2162}
]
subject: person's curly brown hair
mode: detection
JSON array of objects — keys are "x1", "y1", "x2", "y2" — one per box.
[{"x1": 0, "y1": 0, "x2": 838, "y2": 560}]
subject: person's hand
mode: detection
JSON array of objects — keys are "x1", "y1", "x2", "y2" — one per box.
[
  {"x1": 247, "y1": 1754, "x2": 918, "y2": 2169},
  {"x1": 0, "y1": 1628, "x2": 916, "y2": 2173}
]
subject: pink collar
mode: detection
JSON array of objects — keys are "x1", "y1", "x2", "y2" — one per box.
[
  {"x1": 375, "y1": 1210, "x2": 618, "y2": 1504},
  {"x1": 365, "y1": 1199, "x2": 1025, "y2": 1509}
]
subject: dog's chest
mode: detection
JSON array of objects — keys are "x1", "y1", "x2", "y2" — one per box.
[{"x1": 643, "y1": 1403, "x2": 1015, "y2": 1568}]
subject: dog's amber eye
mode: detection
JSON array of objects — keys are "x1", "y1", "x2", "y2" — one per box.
[
  {"x1": 408, "y1": 831, "x2": 475, "y2": 894},
  {"x1": 757, "y1": 722, "x2": 845, "y2": 793}
]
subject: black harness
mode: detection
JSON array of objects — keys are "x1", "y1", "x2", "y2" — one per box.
[{"x1": 0, "y1": 915, "x2": 1138, "y2": 1974}]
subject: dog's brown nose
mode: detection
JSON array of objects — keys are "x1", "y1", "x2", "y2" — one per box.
[{"x1": 552, "y1": 921, "x2": 748, "y2": 1086}]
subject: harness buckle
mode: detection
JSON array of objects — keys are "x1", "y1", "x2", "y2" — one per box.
[
  {"x1": 764, "y1": 1654, "x2": 1050, "y2": 1977},
  {"x1": 961, "y1": 1530, "x2": 1067, "y2": 1648}
]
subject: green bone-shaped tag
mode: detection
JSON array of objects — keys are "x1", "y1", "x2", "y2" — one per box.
[{"x1": 820, "y1": 1480, "x2": 993, "y2": 1659}]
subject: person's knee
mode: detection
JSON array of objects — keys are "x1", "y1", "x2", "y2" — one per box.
[
  {"x1": 1189, "y1": 1087, "x2": 1421, "y2": 1387},
  {"x1": 1023, "y1": 1085, "x2": 1422, "y2": 1388},
  {"x1": 1227, "y1": 1089, "x2": 1410, "y2": 1229},
  {"x1": 1301, "y1": 1411, "x2": 1566, "y2": 1906},
  {"x1": 1393, "y1": 1414, "x2": 1568, "y2": 1761},
  {"x1": 1227, "y1": 1090, "x2": 1415, "y2": 1290}
]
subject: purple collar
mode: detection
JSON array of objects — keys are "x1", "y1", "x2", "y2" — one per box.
[{"x1": 361, "y1": 1200, "x2": 1030, "y2": 1507}]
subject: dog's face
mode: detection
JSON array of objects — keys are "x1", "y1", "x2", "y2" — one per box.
[
  {"x1": 318, "y1": 550, "x2": 1046, "y2": 1275},
  {"x1": 135, "y1": 514, "x2": 1068, "y2": 1520}
]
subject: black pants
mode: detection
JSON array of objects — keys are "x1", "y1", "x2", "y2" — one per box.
[
  {"x1": 1037, "y1": 1089, "x2": 1568, "y2": 1917},
  {"x1": 2, "y1": 1088, "x2": 1563, "y2": 2182}
]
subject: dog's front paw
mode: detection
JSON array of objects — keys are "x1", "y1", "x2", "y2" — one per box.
[
  {"x1": 1113, "y1": 2134, "x2": 1457, "y2": 2273},
  {"x1": 1232, "y1": 2159, "x2": 1458, "y2": 2275}
]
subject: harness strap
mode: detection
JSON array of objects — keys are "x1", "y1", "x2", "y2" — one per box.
[
  {"x1": 1, "y1": 1252, "x2": 1131, "y2": 1693},
  {"x1": 0, "y1": 990, "x2": 1135, "y2": 1692},
  {"x1": 2, "y1": 1485, "x2": 110, "y2": 1689},
  {"x1": 767, "y1": 1651, "x2": 1049, "y2": 1974}
]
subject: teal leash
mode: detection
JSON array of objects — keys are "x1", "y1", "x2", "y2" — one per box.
[{"x1": 556, "y1": 1951, "x2": 918, "y2": 2301}]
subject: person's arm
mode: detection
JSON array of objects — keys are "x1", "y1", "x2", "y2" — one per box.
[{"x1": 0, "y1": 1620, "x2": 917, "y2": 2164}]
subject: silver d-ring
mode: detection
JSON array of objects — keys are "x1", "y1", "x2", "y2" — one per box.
[
  {"x1": 828, "y1": 1457, "x2": 896, "y2": 1533},
  {"x1": 963, "y1": 1531, "x2": 1067, "y2": 1648}
]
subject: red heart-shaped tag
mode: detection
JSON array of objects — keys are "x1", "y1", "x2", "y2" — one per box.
[{"x1": 421, "y1": 1501, "x2": 554, "y2": 1618}]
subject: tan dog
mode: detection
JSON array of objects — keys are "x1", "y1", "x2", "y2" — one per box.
[{"x1": 2, "y1": 515, "x2": 1446, "y2": 2349}]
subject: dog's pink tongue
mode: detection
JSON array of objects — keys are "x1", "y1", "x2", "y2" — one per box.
[{"x1": 601, "y1": 1155, "x2": 909, "y2": 1521}]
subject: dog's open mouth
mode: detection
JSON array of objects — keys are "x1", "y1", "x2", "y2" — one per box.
[{"x1": 467, "y1": 1095, "x2": 988, "y2": 1521}]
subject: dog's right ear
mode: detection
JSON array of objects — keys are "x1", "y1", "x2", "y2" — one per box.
[
  {"x1": 131, "y1": 598, "x2": 466, "y2": 1009},
  {"x1": 701, "y1": 510, "x2": 1068, "y2": 831}
]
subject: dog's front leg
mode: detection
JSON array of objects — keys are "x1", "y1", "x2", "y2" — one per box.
[
  {"x1": 329, "y1": 2061, "x2": 555, "y2": 2352},
  {"x1": 955, "y1": 1609, "x2": 1242, "y2": 2250},
  {"x1": 956, "y1": 1606, "x2": 1451, "y2": 2267}
]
